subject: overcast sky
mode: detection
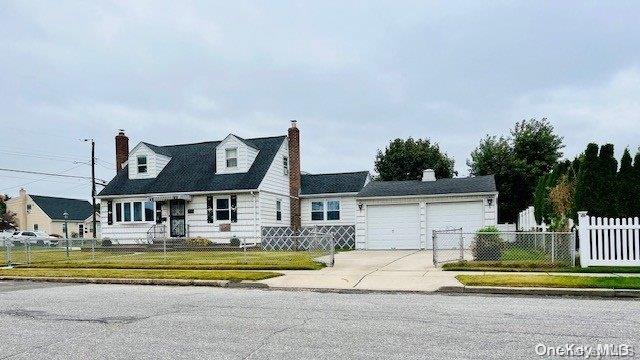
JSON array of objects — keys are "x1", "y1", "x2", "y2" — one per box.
[{"x1": 1, "y1": 1, "x2": 639, "y2": 201}]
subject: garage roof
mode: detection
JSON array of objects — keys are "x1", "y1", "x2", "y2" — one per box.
[
  {"x1": 301, "y1": 171, "x2": 369, "y2": 195},
  {"x1": 357, "y1": 175, "x2": 496, "y2": 198}
]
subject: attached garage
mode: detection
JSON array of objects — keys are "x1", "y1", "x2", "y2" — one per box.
[
  {"x1": 366, "y1": 204, "x2": 420, "y2": 249},
  {"x1": 355, "y1": 172, "x2": 498, "y2": 250}
]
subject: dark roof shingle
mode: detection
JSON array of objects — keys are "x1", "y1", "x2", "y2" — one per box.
[
  {"x1": 98, "y1": 136, "x2": 286, "y2": 197},
  {"x1": 30, "y1": 195, "x2": 93, "y2": 221},
  {"x1": 301, "y1": 171, "x2": 369, "y2": 195},
  {"x1": 357, "y1": 175, "x2": 497, "y2": 198}
]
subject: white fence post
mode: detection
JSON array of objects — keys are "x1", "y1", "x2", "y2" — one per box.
[{"x1": 578, "y1": 211, "x2": 590, "y2": 268}]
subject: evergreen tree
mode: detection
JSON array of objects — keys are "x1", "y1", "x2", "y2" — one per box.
[
  {"x1": 596, "y1": 144, "x2": 618, "y2": 217},
  {"x1": 574, "y1": 143, "x2": 599, "y2": 218},
  {"x1": 617, "y1": 148, "x2": 634, "y2": 217}
]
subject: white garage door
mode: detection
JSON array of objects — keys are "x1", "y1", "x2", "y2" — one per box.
[
  {"x1": 426, "y1": 201, "x2": 484, "y2": 248},
  {"x1": 366, "y1": 204, "x2": 420, "y2": 249}
]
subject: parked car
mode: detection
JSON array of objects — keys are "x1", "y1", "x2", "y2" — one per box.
[{"x1": 11, "y1": 231, "x2": 55, "y2": 246}]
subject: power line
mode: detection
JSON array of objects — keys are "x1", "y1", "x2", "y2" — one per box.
[
  {"x1": 0, "y1": 168, "x2": 107, "y2": 185},
  {"x1": 0, "y1": 165, "x2": 84, "y2": 192}
]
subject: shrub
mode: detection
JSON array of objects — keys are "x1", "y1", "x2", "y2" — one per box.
[
  {"x1": 471, "y1": 226, "x2": 506, "y2": 261},
  {"x1": 186, "y1": 237, "x2": 212, "y2": 247},
  {"x1": 229, "y1": 237, "x2": 240, "y2": 247},
  {"x1": 101, "y1": 239, "x2": 112, "y2": 247}
]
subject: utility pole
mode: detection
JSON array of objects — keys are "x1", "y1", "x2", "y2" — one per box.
[
  {"x1": 91, "y1": 139, "x2": 96, "y2": 239},
  {"x1": 84, "y1": 138, "x2": 97, "y2": 239}
]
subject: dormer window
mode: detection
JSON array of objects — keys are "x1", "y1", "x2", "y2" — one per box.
[
  {"x1": 283, "y1": 156, "x2": 289, "y2": 175},
  {"x1": 137, "y1": 155, "x2": 147, "y2": 173},
  {"x1": 226, "y1": 148, "x2": 238, "y2": 168}
]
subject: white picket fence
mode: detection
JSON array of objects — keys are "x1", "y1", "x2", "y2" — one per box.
[
  {"x1": 578, "y1": 211, "x2": 640, "y2": 267},
  {"x1": 517, "y1": 206, "x2": 549, "y2": 232}
]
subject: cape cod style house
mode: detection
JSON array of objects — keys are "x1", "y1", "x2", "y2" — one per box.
[
  {"x1": 96, "y1": 121, "x2": 369, "y2": 247},
  {"x1": 97, "y1": 121, "x2": 498, "y2": 249}
]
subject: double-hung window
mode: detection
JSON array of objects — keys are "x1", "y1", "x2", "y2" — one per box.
[
  {"x1": 137, "y1": 155, "x2": 147, "y2": 174},
  {"x1": 311, "y1": 201, "x2": 324, "y2": 221},
  {"x1": 327, "y1": 200, "x2": 340, "y2": 220},
  {"x1": 283, "y1": 156, "x2": 289, "y2": 175},
  {"x1": 216, "y1": 198, "x2": 230, "y2": 221},
  {"x1": 226, "y1": 148, "x2": 238, "y2": 168},
  {"x1": 276, "y1": 200, "x2": 282, "y2": 221},
  {"x1": 123, "y1": 203, "x2": 132, "y2": 222},
  {"x1": 311, "y1": 200, "x2": 341, "y2": 221}
]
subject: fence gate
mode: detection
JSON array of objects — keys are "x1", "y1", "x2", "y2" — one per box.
[{"x1": 432, "y1": 229, "x2": 577, "y2": 267}]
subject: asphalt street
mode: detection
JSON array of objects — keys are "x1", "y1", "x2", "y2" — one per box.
[{"x1": 0, "y1": 281, "x2": 639, "y2": 359}]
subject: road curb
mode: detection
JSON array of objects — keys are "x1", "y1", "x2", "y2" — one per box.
[
  {"x1": 437, "y1": 285, "x2": 640, "y2": 298},
  {"x1": 0, "y1": 276, "x2": 272, "y2": 288}
]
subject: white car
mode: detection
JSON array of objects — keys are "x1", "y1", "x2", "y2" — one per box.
[{"x1": 11, "y1": 231, "x2": 55, "y2": 246}]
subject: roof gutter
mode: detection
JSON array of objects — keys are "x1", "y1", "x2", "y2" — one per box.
[
  {"x1": 355, "y1": 191, "x2": 498, "y2": 201},
  {"x1": 96, "y1": 189, "x2": 259, "y2": 200},
  {"x1": 299, "y1": 192, "x2": 359, "y2": 198}
]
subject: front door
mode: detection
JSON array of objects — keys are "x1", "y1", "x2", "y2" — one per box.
[{"x1": 170, "y1": 200, "x2": 186, "y2": 237}]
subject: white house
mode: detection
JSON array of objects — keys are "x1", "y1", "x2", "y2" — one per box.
[{"x1": 97, "y1": 122, "x2": 498, "y2": 249}]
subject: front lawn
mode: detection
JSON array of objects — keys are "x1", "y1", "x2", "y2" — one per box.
[
  {"x1": 442, "y1": 261, "x2": 640, "y2": 273},
  {"x1": 0, "y1": 268, "x2": 281, "y2": 282},
  {"x1": 12, "y1": 250, "x2": 325, "y2": 270},
  {"x1": 456, "y1": 274, "x2": 640, "y2": 290}
]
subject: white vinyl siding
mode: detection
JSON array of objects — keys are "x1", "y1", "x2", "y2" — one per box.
[
  {"x1": 128, "y1": 143, "x2": 171, "y2": 179},
  {"x1": 216, "y1": 135, "x2": 259, "y2": 174},
  {"x1": 100, "y1": 194, "x2": 260, "y2": 244},
  {"x1": 301, "y1": 196, "x2": 357, "y2": 227},
  {"x1": 258, "y1": 139, "x2": 290, "y2": 227}
]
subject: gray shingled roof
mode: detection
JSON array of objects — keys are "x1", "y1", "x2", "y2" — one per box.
[
  {"x1": 30, "y1": 195, "x2": 93, "y2": 221},
  {"x1": 98, "y1": 136, "x2": 286, "y2": 197},
  {"x1": 301, "y1": 171, "x2": 369, "y2": 195},
  {"x1": 357, "y1": 175, "x2": 497, "y2": 198}
]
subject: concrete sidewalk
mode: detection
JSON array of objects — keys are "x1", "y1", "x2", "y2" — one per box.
[
  {"x1": 260, "y1": 250, "x2": 462, "y2": 291},
  {"x1": 260, "y1": 250, "x2": 640, "y2": 293}
]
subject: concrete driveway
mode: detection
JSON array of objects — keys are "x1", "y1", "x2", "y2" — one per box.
[{"x1": 261, "y1": 250, "x2": 461, "y2": 291}]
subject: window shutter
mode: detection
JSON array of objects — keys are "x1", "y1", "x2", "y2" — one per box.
[
  {"x1": 155, "y1": 202, "x2": 163, "y2": 224},
  {"x1": 107, "y1": 201, "x2": 113, "y2": 225},
  {"x1": 207, "y1": 196, "x2": 214, "y2": 223},
  {"x1": 230, "y1": 195, "x2": 237, "y2": 223}
]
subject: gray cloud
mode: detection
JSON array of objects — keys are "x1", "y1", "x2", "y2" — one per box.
[{"x1": 1, "y1": 0, "x2": 639, "y2": 200}]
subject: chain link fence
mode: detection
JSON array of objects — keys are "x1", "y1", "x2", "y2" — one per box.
[
  {"x1": 1, "y1": 232, "x2": 334, "y2": 269},
  {"x1": 432, "y1": 230, "x2": 576, "y2": 266}
]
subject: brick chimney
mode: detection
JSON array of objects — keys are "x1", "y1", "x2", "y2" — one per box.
[
  {"x1": 288, "y1": 120, "x2": 301, "y2": 230},
  {"x1": 115, "y1": 130, "x2": 129, "y2": 173}
]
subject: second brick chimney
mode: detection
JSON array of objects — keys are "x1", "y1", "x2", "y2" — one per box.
[
  {"x1": 115, "y1": 130, "x2": 129, "y2": 173},
  {"x1": 288, "y1": 120, "x2": 301, "y2": 231}
]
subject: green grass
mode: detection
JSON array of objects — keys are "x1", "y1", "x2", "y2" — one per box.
[
  {"x1": 456, "y1": 274, "x2": 640, "y2": 290},
  {"x1": 500, "y1": 248, "x2": 548, "y2": 261},
  {"x1": 9, "y1": 249, "x2": 325, "y2": 270},
  {"x1": 0, "y1": 268, "x2": 280, "y2": 282},
  {"x1": 442, "y1": 260, "x2": 640, "y2": 273}
]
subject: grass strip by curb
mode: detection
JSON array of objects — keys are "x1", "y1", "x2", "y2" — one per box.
[
  {"x1": 443, "y1": 261, "x2": 640, "y2": 273},
  {"x1": 456, "y1": 274, "x2": 640, "y2": 289},
  {"x1": 0, "y1": 268, "x2": 281, "y2": 282}
]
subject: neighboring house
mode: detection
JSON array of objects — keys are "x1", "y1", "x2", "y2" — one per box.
[
  {"x1": 5, "y1": 189, "x2": 98, "y2": 238},
  {"x1": 355, "y1": 170, "x2": 498, "y2": 250},
  {"x1": 96, "y1": 122, "x2": 498, "y2": 249}
]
